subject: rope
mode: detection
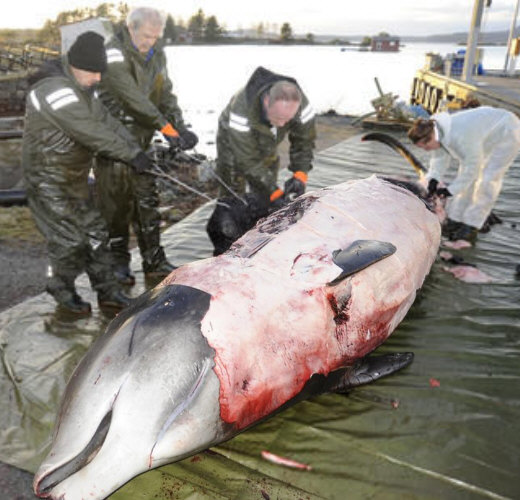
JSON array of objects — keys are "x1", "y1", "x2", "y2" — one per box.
[
  {"x1": 157, "y1": 147, "x2": 248, "y2": 206},
  {"x1": 148, "y1": 163, "x2": 230, "y2": 208}
]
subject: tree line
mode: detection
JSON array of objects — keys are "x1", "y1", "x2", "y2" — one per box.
[{"x1": 9, "y1": 2, "x2": 314, "y2": 48}]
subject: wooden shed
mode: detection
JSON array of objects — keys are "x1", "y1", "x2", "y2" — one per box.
[{"x1": 371, "y1": 35, "x2": 400, "y2": 52}]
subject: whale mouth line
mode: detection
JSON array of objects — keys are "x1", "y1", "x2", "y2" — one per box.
[{"x1": 35, "y1": 410, "x2": 113, "y2": 496}]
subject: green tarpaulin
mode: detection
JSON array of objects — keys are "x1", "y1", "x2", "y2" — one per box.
[{"x1": 1, "y1": 134, "x2": 519, "y2": 499}]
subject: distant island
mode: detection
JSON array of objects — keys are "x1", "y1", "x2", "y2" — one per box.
[
  {"x1": 0, "y1": 1, "x2": 518, "y2": 48},
  {"x1": 332, "y1": 27, "x2": 520, "y2": 46}
]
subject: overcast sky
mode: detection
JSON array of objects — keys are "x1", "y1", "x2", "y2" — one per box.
[{"x1": 2, "y1": 0, "x2": 518, "y2": 36}]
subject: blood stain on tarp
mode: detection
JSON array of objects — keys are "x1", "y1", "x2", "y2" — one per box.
[{"x1": 429, "y1": 377, "x2": 440, "y2": 387}]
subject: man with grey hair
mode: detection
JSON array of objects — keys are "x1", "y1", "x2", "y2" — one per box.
[
  {"x1": 96, "y1": 7, "x2": 198, "y2": 286},
  {"x1": 216, "y1": 66, "x2": 316, "y2": 206}
]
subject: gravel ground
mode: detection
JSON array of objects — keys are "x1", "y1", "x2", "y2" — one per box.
[{"x1": 0, "y1": 114, "x2": 361, "y2": 498}]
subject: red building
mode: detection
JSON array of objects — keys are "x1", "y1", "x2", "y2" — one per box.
[{"x1": 371, "y1": 35, "x2": 400, "y2": 52}]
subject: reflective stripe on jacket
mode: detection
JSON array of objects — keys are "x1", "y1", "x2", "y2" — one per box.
[
  {"x1": 99, "y1": 27, "x2": 186, "y2": 146},
  {"x1": 217, "y1": 67, "x2": 316, "y2": 196},
  {"x1": 23, "y1": 58, "x2": 141, "y2": 197}
]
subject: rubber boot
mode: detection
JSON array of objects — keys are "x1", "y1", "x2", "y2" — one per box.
[
  {"x1": 46, "y1": 278, "x2": 92, "y2": 315},
  {"x1": 142, "y1": 247, "x2": 177, "y2": 279},
  {"x1": 47, "y1": 288, "x2": 92, "y2": 315},
  {"x1": 449, "y1": 223, "x2": 478, "y2": 242},
  {"x1": 114, "y1": 265, "x2": 136, "y2": 286},
  {"x1": 144, "y1": 259, "x2": 177, "y2": 279},
  {"x1": 98, "y1": 288, "x2": 132, "y2": 310}
]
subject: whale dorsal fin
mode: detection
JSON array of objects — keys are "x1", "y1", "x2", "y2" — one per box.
[{"x1": 328, "y1": 239, "x2": 396, "y2": 285}]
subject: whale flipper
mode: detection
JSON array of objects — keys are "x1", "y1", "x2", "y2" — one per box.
[
  {"x1": 328, "y1": 352, "x2": 414, "y2": 393},
  {"x1": 274, "y1": 353, "x2": 414, "y2": 412}
]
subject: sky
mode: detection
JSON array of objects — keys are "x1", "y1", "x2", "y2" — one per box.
[{"x1": 1, "y1": 0, "x2": 519, "y2": 37}]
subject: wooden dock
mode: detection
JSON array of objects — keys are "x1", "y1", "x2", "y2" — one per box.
[{"x1": 411, "y1": 68, "x2": 520, "y2": 116}]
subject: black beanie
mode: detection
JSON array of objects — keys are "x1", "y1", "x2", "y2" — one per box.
[{"x1": 67, "y1": 31, "x2": 107, "y2": 73}]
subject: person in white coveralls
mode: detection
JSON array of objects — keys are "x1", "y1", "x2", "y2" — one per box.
[{"x1": 408, "y1": 105, "x2": 520, "y2": 241}]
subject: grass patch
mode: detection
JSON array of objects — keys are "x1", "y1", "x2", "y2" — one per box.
[{"x1": 0, "y1": 206, "x2": 44, "y2": 242}]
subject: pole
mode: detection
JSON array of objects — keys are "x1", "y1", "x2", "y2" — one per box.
[
  {"x1": 504, "y1": 0, "x2": 520, "y2": 73},
  {"x1": 462, "y1": 0, "x2": 485, "y2": 82}
]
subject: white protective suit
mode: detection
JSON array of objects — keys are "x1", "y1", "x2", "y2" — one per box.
[{"x1": 428, "y1": 106, "x2": 520, "y2": 228}]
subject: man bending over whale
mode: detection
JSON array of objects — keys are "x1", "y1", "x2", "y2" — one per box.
[
  {"x1": 408, "y1": 106, "x2": 520, "y2": 241},
  {"x1": 216, "y1": 66, "x2": 316, "y2": 207},
  {"x1": 23, "y1": 32, "x2": 151, "y2": 313},
  {"x1": 208, "y1": 67, "x2": 316, "y2": 255}
]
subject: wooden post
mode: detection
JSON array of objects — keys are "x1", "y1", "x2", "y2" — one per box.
[
  {"x1": 462, "y1": 0, "x2": 485, "y2": 83},
  {"x1": 504, "y1": 0, "x2": 520, "y2": 73}
]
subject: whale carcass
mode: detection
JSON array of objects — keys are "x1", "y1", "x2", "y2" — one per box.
[{"x1": 34, "y1": 172, "x2": 441, "y2": 499}]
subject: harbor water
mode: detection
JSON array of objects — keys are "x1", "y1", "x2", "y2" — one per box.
[
  {"x1": 164, "y1": 42, "x2": 510, "y2": 157},
  {"x1": 0, "y1": 42, "x2": 510, "y2": 187}
]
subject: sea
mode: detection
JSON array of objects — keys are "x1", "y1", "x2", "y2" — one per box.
[{"x1": 165, "y1": 42, "x2": 511, "y2": 157}]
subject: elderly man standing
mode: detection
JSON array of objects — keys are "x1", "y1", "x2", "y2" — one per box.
[
  {"x1": 96, "y1": 7, "x2": 198, "y2": 286},
  {"x1": 216, "y1": 66, "x2": 316, "y2": 206},
  {"x1": 23, "y1": 31, "x2": 152, "y2": 314}
]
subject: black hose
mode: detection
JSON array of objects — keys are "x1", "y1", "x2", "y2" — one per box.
[{"x1": 0, "y1": 189, "x2": 27, "y2": 206}]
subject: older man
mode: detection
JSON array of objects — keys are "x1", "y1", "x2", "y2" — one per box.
[
  {"x1": 216, "y1": 66, "x2": 316, "y2": 206},
  {"x1": 23, "y1": 31, "x2": 151, "y2": 314},
  {"x1": 96, "y1": 7, "x2": 198, "y2": 286}
]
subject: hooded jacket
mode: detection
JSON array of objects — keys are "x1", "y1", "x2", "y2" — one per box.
[
  {"x1": 23, "y1": 57, "x2": 140, "y2": 198},
  {"x1": 217, "y1": 66, "x2": 316, "y2": 196},
  {"x1": 98, "y1": 26, "x2": 186, "y2": 147}
]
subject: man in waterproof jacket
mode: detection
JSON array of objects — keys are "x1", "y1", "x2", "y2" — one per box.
[
  {"x1": 216, "y1": 66, "x2": 316, "y2": 206},
  {"x1": 23, "y1": 31, "x2": 153, "y2": 314},
  {"x1": 207, "y1": 66, "x2": 316, "y2": 255},
  {"x1": 96, "y1": 7, "x2": 198, "y2": 286}
]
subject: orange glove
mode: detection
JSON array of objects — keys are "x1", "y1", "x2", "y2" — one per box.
[
  {"x1": 161, "y1": 123, "x2": 182, "y2": 150},
  {"x1": 270, "y1": 188, "x2": 284, "y2": 202},
  {"x1": 160, "y1": 123, "x2": 180, "y2": 138},
  {"x1": 293, "y1": 171, "x2": 308, "y2": 183}
]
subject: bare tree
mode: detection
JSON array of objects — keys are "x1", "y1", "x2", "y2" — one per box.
[{"x1": 280, "y1": 22, "x2": 293, "y2": 42}]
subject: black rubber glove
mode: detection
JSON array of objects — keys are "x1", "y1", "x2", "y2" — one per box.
[
  {"x1": 270, "y1": 197, "x2": 286, "y2": 211},
  {"x1": 284, "y1": 176, "x2": 306, "y2": 200},
  {"x1": 427, "y1": 178, "x2": 439, "y2": 196},
  {"x1": 178, "y1": 130, "x2": 199, "y2": 150},
  {"x1": 129, "y1": 152, "x2": 153, "y2": 174},
  {"x1": 164, "y1": 134, "x2": 181, "y2": 151},
  {"x1": 436, "y1": 186, "x2": 452, "y2": 198}
]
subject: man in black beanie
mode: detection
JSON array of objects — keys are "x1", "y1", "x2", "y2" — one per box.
[
  {"x1": 68, "y1": 30, "x2": 107, "y2": 76},
  {"x1": 23, "y1": 30, "x2": 154, "y2": 314}
]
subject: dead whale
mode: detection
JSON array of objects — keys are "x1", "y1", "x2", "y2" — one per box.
[{"x1": 34, "y1": 166, "x2": 441, "y2": 499}]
